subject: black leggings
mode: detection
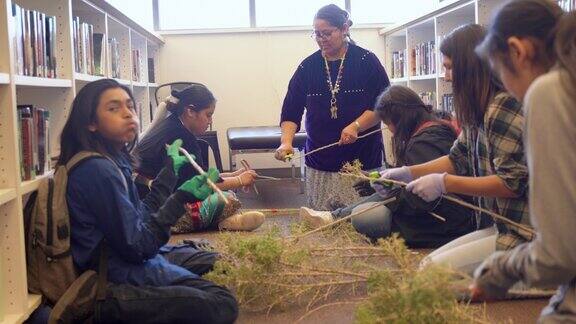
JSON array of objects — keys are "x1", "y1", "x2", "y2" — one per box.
[{"x1": 95, "y1": 247, "x2": 238, "y2": 324}]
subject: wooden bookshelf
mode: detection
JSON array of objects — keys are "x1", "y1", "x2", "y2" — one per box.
[
  {"x1": 19, "y1": 171, "x2": 54, "y2": 195},
  {"x1": 0, "y1": 0, "x2": 162, "y2": 322},
  {"x1": 0, "y1": 72, "x2": 9, "y2": 84},
  {"x1": 14, "y1": 75, "x2": 72, "y2": 88},
  {"x1": 0, "y1": 189, "x2": 16, "y2": 206},
  {"x1": 0, "y1": 294, "x2": 41, "y2": 324}
]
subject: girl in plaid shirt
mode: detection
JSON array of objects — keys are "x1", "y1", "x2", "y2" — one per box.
[
  {"x1": 376, "y1": 24, "x2": 533, "y2": 275},
  {"x1": 470, "y1": 1, "x2": 576, "y2": 321}
]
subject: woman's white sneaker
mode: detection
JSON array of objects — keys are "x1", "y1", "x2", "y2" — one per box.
[
  {"x1": 219, "y1": 211, "x2": 265, "y2": 231},
  {"x1": 299, "y1": 207, "x2": 334, "y2": 228}
]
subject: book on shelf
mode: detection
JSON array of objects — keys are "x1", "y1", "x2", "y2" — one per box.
[
  {"x1": 442, "y1": 94, "x2": 454, "y2": 115},
  {"x1": 109, "y1": 37, "x2": 121, "y2": 79},
  {"x1": 558, "y1": 0, "x2": 575, "y2": 11},
  {"x1": 11, "y1": 4, "x2": 57, "y2": 78},
  {"x1": 391, "y1": 49, "x2": 407, "y2": 79},
  {"x1": 411, "y1": 40, "x2": 436, "y2": 76},
  {"x1": 148, "y1": 58, "x2": 155, "y2": 83},
  {"x1": 73, "y1": 17, "x2": 100, "y2": 76},
  {"x1": 132, "y1": 49, "x2": 142, "y2": 82},
  {"x1": 93, "y1": 33, "x2": 105, "y2": 76},
  {"x1": 17, "y1": 105, "x2": 51, "y2": 181}
]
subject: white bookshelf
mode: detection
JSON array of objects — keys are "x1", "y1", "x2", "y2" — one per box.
[
  {"x1": 0, "y1": 0, "x2": 163, "y2": 322},
  {"x1": 0, "y1": 189, "x2": 16, "y2": 206},
  {"x1": 380, "y1": 0, "x2": 501, "y2": 165},
  {"x1": 74, "y1": 72, "x2": 105, "y2": 82}
]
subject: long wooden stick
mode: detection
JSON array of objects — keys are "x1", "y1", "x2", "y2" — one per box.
[
  {"x1": 293, "y1": 128, "x2": 383, "y2": 160},
  {"x1": 290, "y1": 197, "x2": 396, "y2": 241},
  {"x1": 240, "y1": 159, "x2": 259, "y2": 195},
  {"x1": 175, "y1": 145, "x2": 229, "y2": 204},
  {"x1": 341, "y1": 172, "x2": 536, "y2": 236},
  {"x1": 256, "y1": 175, "x2": 283, "y2": 181}
]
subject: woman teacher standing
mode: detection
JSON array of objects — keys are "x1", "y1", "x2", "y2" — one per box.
[{"x1": 276, "y1": 4, "x2": 390, "y2": 210}]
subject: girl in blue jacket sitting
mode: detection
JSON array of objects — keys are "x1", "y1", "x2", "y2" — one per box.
[{"x1": 58, "y1": 79, "x2": 238, "y2": 323}]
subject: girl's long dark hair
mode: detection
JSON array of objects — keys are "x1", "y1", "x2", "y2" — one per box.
[
  {"x1": 58, "y1": 79, "x2": 135, "y2": 165},
  {"x1": 375, "y1": 85, "x2": 437, "y2": 166},
  {"x1": 476, "y1": 0, "x2": 576, "y2": 100},
  {"x1": 166, "y1": 84, "x2": 216, "y2": 116},
  {"x1": 440, "y1": 24, "x2": 503, "y2": 128}
]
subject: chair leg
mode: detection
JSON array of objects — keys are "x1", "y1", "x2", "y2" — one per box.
[
  {"x1": 229, "y1": 150, "x2": 237, "y2": 171},
  {"x1": 298, "y1": 148, "x2": 305, "y2": 194}
]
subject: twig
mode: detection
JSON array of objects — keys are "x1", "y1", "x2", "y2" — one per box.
[
  {"x1": 289, "y1": 197, "x2": 397, "y2": 241},
  {"x1": 240, "y1": 159, "x2": 259, "y2": 195},
  {"x1": 341, "y1": 172, "x2": 536, "y2": 235},
  {"x1": 292, "y1": 128, "x2": 382, "y2": 160},
  {"x1": 311, "y1": 246, "x2": 383, "y2": 252},
  {"x1": 174, "y1": 145, "x2": 229, "y2": 204},
  {"x1": 339, "y1": 172, "x2": 446, "y2": 222},
  {"x1": 238, "y1": 279, "x2": 365, "y2": 288},
  {"x1": 311, "y1": 252, "x2": 392, "y2": 258},
  {"x1": 296, "y1": 300, "x2": 366, "y2": 323},
  {"x1": 247, "y1": 208, "x2": 300, "y2": 214},
  {"x1": 429, "y1": 212, "x2": 447, "y2": 222},
  {"x1": 256, "y1": 175, "x2": 283, "y2": 180},
  {"x1": 280, "y1": 261, "x2": 369, "y2": 279}
]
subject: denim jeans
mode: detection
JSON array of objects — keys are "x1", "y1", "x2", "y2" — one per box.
[
  {"x1": 95, "y1": 246, "x2": 238, "y2": 324},
  {"x1": 332, "y1": 193, "x2": 393, "y2": 240}
]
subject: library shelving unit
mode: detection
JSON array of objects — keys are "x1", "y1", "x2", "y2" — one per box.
[
  {"x1": 0, "y1": 0, "x2": 163, "y2": 322},
  {"x1": 380, "y1": 0, "x2": 501, "y2": 165}
]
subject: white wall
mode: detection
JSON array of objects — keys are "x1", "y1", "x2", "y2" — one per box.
[{"x1": 157, "y1": 28, "x2": 386, "y2": 170}]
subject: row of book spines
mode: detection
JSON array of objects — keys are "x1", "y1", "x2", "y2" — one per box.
[
  {"x1": 132, "y1": 49, "x2": 142, "y2": 82},
  {"x1": 73, "y1": 17, "x2": 105, "y2": 76},
  {"x1": 411, "y1": 41, "x2": 436, "y2": 76},
  {"x1": 17, "y1": 106, "x2": 51, "y2": 181},
  {"x1": 11, "y1": 4, "x2": 57, "y2": 78},
  {"x1": 391, "y1": 50, "x2": 407, "y2": 79}
]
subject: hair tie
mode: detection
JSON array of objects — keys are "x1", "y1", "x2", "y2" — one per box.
[{"x1": 166, "y1": 95, "x2": 180, "y2": 105}]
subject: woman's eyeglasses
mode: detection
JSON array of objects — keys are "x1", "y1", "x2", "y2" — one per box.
[{"x1": 311, "y1": 28, "x2": 339, "y2": 40}]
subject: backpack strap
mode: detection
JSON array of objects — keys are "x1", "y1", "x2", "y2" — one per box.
[
  {"x1": 65, "y1": 151, "x2": 104, "y2": 171},
  {"x1": 96, "y1": 242, "x2": 108, "y2": 301},
  {"x1": 65, "y1": 151, "x2": 128, "y2": 190}
]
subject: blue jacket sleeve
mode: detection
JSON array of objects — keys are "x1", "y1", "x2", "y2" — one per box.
[{"x1": 68, "y1": 158, "x2": 191, "y2": 264}]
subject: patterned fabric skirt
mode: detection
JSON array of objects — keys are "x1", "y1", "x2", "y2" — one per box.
[
  {"x1": 171, "y1": 191, "x2": 242, "y2": 234},
  {"x1": 306, "y1": 166, "x2": 361, "y2": 211}
]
